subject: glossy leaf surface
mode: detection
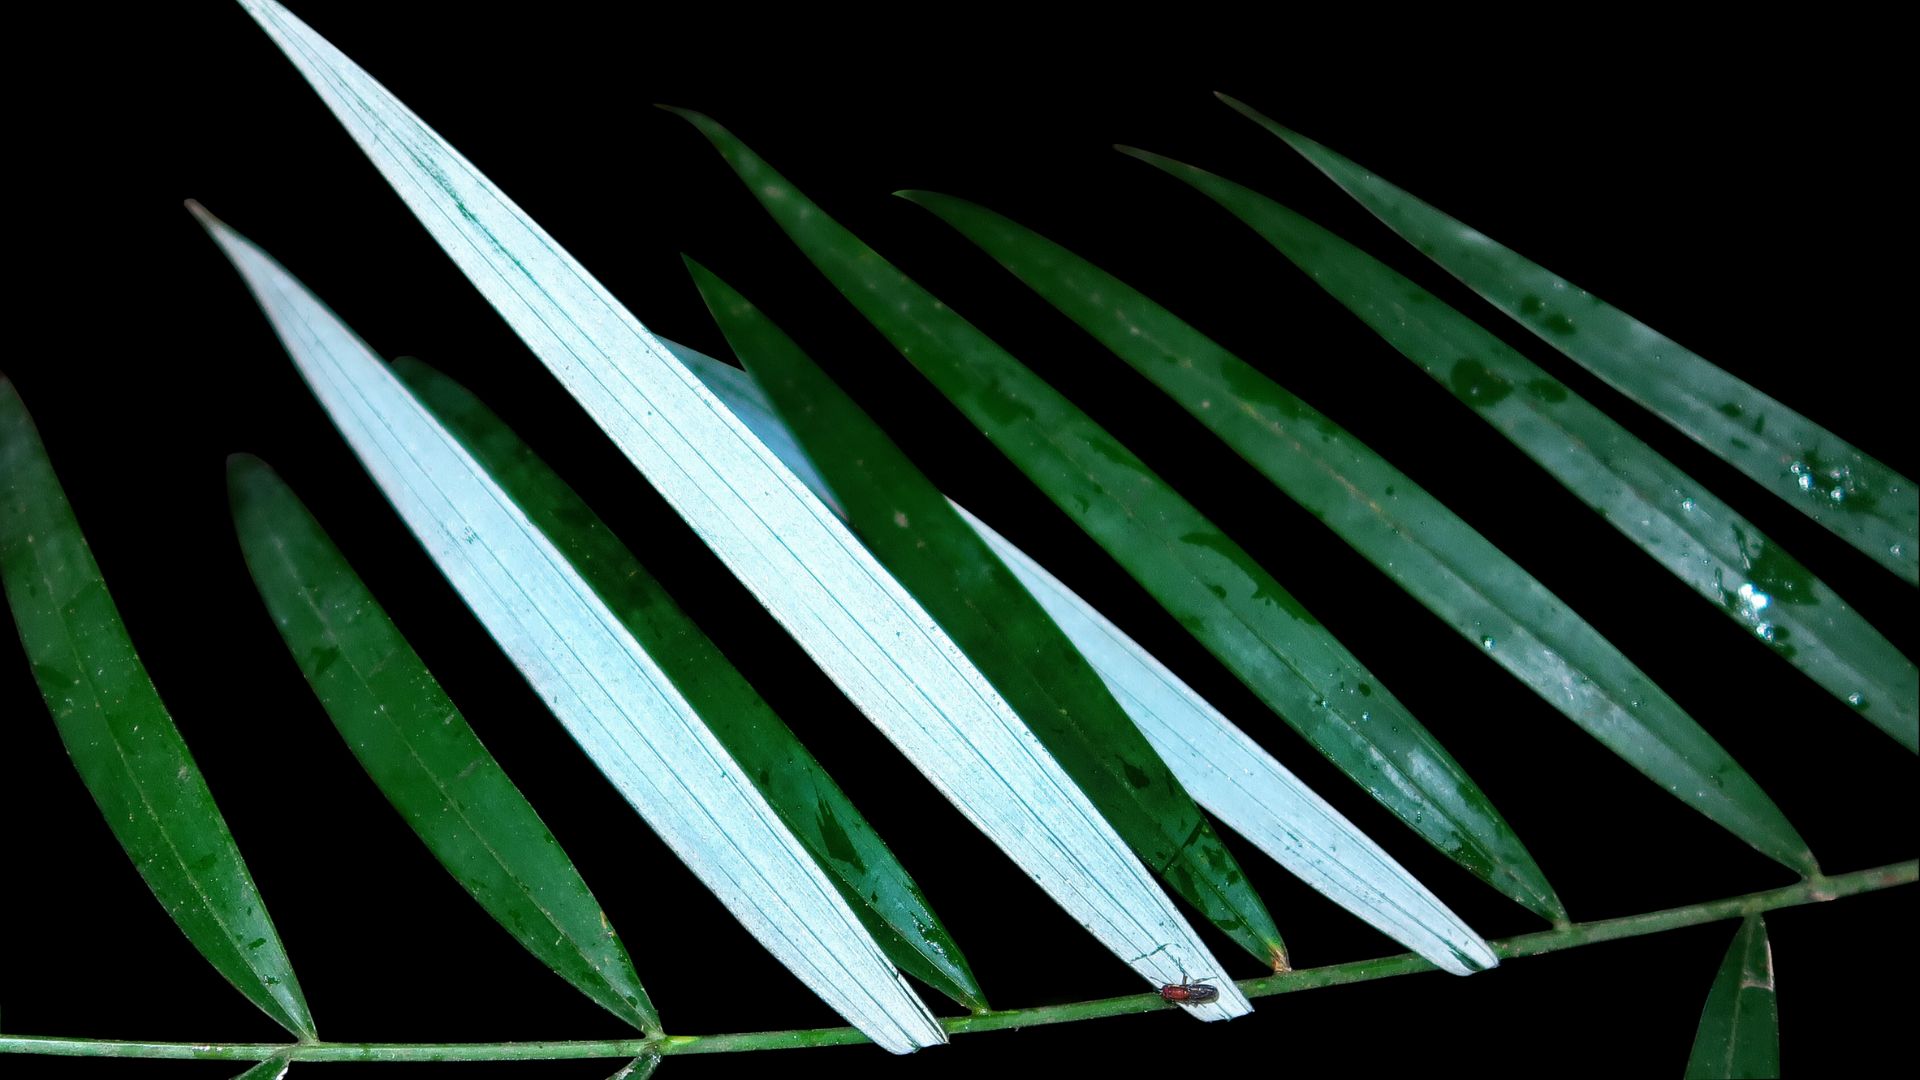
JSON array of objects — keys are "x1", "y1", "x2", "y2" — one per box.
[
  {"x1": 1685, "y1": 915, "x2": 1779, "y2": 1078},
  {"x1": 393, "y1": 356, "x2": 984, "y2": 1010},
  {"x1": 228, "y1": 453, "x2": 659, "y2": 1032},
  {"x1": 907, "y1": 190, "x2": 1814, "y2": 876},
  {"x1": 682, "y1": 258, "x2": 1286, "y2": 970},
  {"x1": 193, "y1": 205, "x2": 946, "y2": 1052},
  {"x1": 235, "y1": 0, "x2": 1245, "y2": 1018},
  {"x1": 670, "y1": 107, "x2": 1561, "y2": 921},
  {"x1": 1126, "y1": 148, "x2": 1918, "y2": 753},
  {"x1": 0, "y1": 378, "x2": 315, "y2": 1038},
  {"x1": 1221, "y1": 94, "x2": 1918, "y2": 587}
]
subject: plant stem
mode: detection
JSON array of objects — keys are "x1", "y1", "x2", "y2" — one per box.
[{"x1": 4, "y1": 860, "x2": 1911, "y2": 1063}]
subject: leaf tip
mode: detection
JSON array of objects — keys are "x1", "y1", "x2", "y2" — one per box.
[
  {"x1": 183, "y1": 198, "x2": 220, "y2": 230},
  {"x1": 225, "y1": 450, "x2": 268, "y2": 476},
  {"x1": 389, "y1": 354, "x2": 429, "y2": 380},
  {"x1": 1212, "y1": 90, "x2": 1270, "y2": 126},
  {"x1": 679, "y1": 254, "x2": 737, "y2": 317},
  {"x1": 1114, "y1": 144, "x2": 1187, "y2": 180},
  {"x1": 224, "y1": 452, "x2": 278, "y2": 516},
  {"x1": 655, "y1": 103, "x2": 714, "y2": 129},
  {"x1": 656, "y1": 104, "x2": 737, "y2": 150},
  {"x1": 1114, "y1": 145, "x2": 1212, "y2": 188},
  {"x1": 892, "y1": 189, "x2": 961, "y2": 222},
  {"x1": 184, "y1": 200, "x2": 256, "y2": 258}
]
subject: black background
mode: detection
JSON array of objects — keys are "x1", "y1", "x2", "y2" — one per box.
[{"x1": 5, "y1": 4, "x2": 1913, "y2": 1077}]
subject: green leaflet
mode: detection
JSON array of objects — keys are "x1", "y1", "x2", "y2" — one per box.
[
  {"x1": 905, "y1": 190, "x2": 1815, "y2": 877},
  {"x1": 1218, "y1": 94, "x2": 1919, "y2": 587},
  {"x1": 669, "y1": 108, "x2": 1562, "y2": 922},
  {"x1": 681, "y1": 258, "x2": 1287, "y2": 970},
  {"x1": 392, "y1": 357, "x2": 985, "y2": 1010},
  {"x1": 1685, "y1": 916, "x2": 1779, "y2": 1078},
  {"x1": 0, "y1": 377, "x2": 315, "y2": 1039},
  {"x1": 664, "y1": 336, "x2": 1499, "y2": 976},
  {"x1": 235, "y1": 2, "x2": 1247, "y2": 1020},
  {"x1": 1126, "y1": 148, "x2": 1920, "y2": 753},
  {"x1": 228, "y1": 454, "x2": 660, "y2": 1032}
]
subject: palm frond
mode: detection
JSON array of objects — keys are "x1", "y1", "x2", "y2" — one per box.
[{"x1": 2, "y1": 3, "x2": 1912, "y2": 1074}]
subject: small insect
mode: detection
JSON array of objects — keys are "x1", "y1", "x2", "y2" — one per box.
[{"x1": 1157, "y1": 978, "x2": 1220, "y2": 1005}]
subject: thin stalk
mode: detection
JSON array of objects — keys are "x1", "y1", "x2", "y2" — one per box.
[{"x1": 4, "y1": 860, "x2": 1912, "y2": 1063}]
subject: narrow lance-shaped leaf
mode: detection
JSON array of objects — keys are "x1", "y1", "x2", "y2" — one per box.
[
  {"x1": 1219, "y1": 93, "x2": 1919, "y2": 587},
  {"x1": 392, "y1": 356, "x2": 984, "y2": 1010},
  {"x1": 1126, "y1": 148, "x2": 1919, "y2": 753},
  {"x1": 667, "y1": 107, "x2": 1562, "y2": 922},
  {"x1": 234, "y1": 0, "x2": 1248, "y2": 1017},
  {"x1": 663, "y1": 340, "x2": 1498, "y2": 975},
  {"x1": 228, "y1": 454, "x2": 661, "y2": 1032},
  {"x1": 191, "y1": 205, "x2": 945, "y2": 1053},
  {"x1": 683, "y1": 257, "x2": 1287, "y2": 970},
  {"x1": 906, "y1": 191, "x2": 1815, "y2": 877},
  {"x1": 0, "y1": 377, "x2": 315, "y2": 1038},
  {"x1": 1685, "y1": 915, "x2": 1779, "y2": 1079}
]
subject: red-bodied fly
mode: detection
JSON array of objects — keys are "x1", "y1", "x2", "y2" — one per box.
[{"x1": 1157, "y1": 978, "x2": 1220, "y2": 1005}]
